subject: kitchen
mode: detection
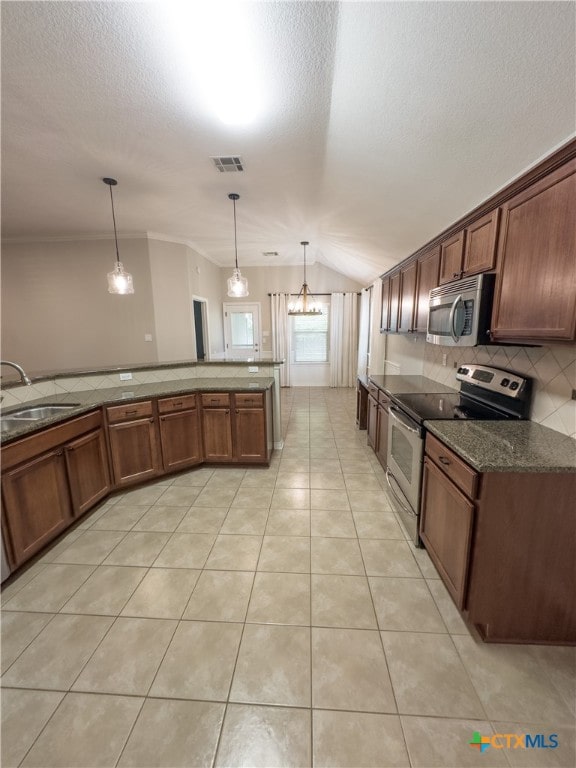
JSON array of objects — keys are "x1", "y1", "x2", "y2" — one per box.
[{"x1": 1, "y1": 2, "x2": 576, "y2": 767}]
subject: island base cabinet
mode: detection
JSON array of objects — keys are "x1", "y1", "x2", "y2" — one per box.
[
  {"x1": 201, "y1": 407, "x2": 233, "y2": 462},
  {"x1": 159, "y1": 409, "x2": 202, "y2": 472},
  {"x1": 420, "y1": 457, "x2": 474, "y2": 610},
  {"x1": 65, "y1": 429, "x2": 110, "y2": 516},
  {"x1": 2, "y1": 450, "x2": 73, "y2": 568},
  {"x1": 107, "y1": 418, "x2": 161, "y2": 487},
  {"x1": 234, "y1": 407, "x2": 266, "y2": 462}
]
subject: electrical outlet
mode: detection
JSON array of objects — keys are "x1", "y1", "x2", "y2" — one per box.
[
  {"x1": 442, "y1": 354, "x2": 447, "y2": 367},
  {"x1": 572, "y1": 389, "x2": 576, "y2": 401},
  {"x1": 144, "y1": 334, "x2": 153, "y2": 342},
  {"x1": 248, "y1": 366, "x2": 258, "y2": 373},
  {"x1": 119, "y1": 372, "x2": 133, "y2": 381}
]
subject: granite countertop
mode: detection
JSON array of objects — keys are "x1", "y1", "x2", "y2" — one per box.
[
  {"x1": 425, "y1": 420, "x2": 576, "y2": 473},
  {"x1": 0, "y1": 377, "x2": 275, "y2": 444},
  {"x1": 368, "y1": 375, "x2": 457, "y2": 396}
]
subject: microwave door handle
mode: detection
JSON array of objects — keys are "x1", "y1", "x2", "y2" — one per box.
[
  {"x1": 448, "y1": 295, "x2": 463, "y2": 343},
  {"x1": 389, "y1": 405, "x2": 420, "y2": 435}
]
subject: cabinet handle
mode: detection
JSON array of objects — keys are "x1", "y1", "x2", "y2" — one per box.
[
  {"x1": 438, "y1": 456, "x2": 451, "y2": 466},
  {"x1": 126, "y1": 409, "x2": 138, "y2": 415},
  {"x1": 174, "y1": 402, "x2": 183, "y2": 406},
  {"x1": 453, "y1": 272, "x2": 459, "y2": 278},
  {"x1": 225, "y1": 410, "x2": 230, "y2": 415},
  {"x1": 235, "y1": 409, "x2": 239, "y2": 413}
]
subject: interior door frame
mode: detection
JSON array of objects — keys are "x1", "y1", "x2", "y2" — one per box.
[{"x1": 223, "y1": 302, "x2": 262, "y2": 360}]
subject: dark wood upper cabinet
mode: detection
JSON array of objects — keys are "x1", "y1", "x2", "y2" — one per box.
[
  {"x1": 491, "y1": 158, "x2": 576, "y2": 342},
  {"x1": 380, "y1": 276, "x2": 391, "y2": 332},
  {"x1": 398, "y1": 261, "x2": 417, "y2": 332},
  {"x1": 462, "y1": 209, "x2": 500, "y2": 276},
  {"x1": 414, "y1": 247, "x2": 440, "y2": 333},
  {"x1": 438, "y1": 231, "x2": 466, "y2": 285},
  {"x1": 388, "y1": 272, "x2": 401, "y2": 332}
]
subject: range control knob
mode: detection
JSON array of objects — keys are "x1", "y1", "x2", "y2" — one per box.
[
  {"x1": 501, "y1": 378, "x2": 510, "y2": 387},
  {"x1": 509, "y1": 381, "x2": 519, "y2": 391},
  {"x1": 457, "y1": 367, "x2": 469, "y2": 375}
]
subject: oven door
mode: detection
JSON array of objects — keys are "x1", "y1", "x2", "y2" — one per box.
[{"x1": 386, "y1": 405, "x2": 424, "y2": 546}]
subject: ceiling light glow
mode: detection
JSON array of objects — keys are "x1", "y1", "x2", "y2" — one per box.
[{"x1": 156, "y1": 1, "x2": 265, "y2": 126}]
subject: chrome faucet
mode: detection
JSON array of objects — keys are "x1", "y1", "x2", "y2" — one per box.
[{"x1": 0, "y1": 361, "x2": 32, "y2": 386}]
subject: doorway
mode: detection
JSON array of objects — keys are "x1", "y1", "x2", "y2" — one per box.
[
  {"x1": 223, "y1": 302, "x2": 261, "y2": 359},
  {"x1": 192, "y1": 297, "x2": 210, "y2": 361}
]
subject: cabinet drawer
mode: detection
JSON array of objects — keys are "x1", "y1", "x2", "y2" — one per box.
[
  {"x1": 368, "y1": 383, "x2": 379, "y2": 399},
  {"x1": 425, "y1": 433, "x2": 478, "y2": 499},
  {"x1": 106, "y1": 401, "x2": 153, "y2": 423},
  {"x1": 201, "y1": 393, "x2": 230, "y2": 408},
  {"x1": 378, "y1": 390, "x2": 390, "y2": 407},
  {"x1": 235, "y1": 392, "x2": 264, "y2": 408},
  {"x1": 158, "y1": 394, "x2": 197, "y2": 413}
]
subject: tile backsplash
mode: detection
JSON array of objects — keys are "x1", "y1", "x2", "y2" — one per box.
[{"x1": 424, "y1": 343, "x2": 576, "y2": 438}]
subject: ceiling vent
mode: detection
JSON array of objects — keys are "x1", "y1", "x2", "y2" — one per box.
[
  {"x1": 211, "y1": 156, "x2": 244, "y2": 172},
  {"x1": 263, "y1": 251, "x2": 279, "y2": 257}
]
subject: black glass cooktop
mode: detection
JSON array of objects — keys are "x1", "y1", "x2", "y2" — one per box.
[{"x1": 391, "y1": 392, "x2": 511, "y2": 425}]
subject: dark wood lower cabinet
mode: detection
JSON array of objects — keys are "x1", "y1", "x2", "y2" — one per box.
[
  {"x1": 367, "y1": 394, "x2": 379, "y2": 451},
  {"x1": 376, "y1": 399, "x2": 389, "y2": 470},
  {"x1": 107, "y1": 418, "x2": 161, "y2": 486},
  {"x1": 420, "y1": 433, "x2": 576, "y2": 644},
  {"x1": 65, "y1": 429, "x2": 110, "y2": 516},
  {"x1": 159, "y1": 408, "x2": 202, "y2": 471},
  {"x1": 420, "y1": 457, "x2": 474, "y2": 609},
  {"x1": 2, "y1": 449, "x2": 73, "y2": 567}
]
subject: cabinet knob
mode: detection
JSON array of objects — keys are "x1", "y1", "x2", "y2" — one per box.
[
  {"x1": 453, "y1": 273, "x2": 459, "y2": 279},
  {"x1": 235, "y1": 409, "x2": 239, "y2": 414}
]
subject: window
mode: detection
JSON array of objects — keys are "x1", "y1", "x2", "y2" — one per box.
[{"x1": 291, "y1": 304, "x2": 329, "y2": 362}]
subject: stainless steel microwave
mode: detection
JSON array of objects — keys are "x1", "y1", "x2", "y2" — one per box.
[{"x1": 427, "y1": 273, "x2": 495, "y2": 347}]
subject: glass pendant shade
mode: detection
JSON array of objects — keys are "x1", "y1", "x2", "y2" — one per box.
[
  {"x1": 107, "y1": 262, "x2": 134, "y2": 294},
  {"x1": 227, "y1": 267, "x2": 249, "y2": 297},
  {"x1": 226, "y1": 192, "x2": 249, "y2": 298},
  {"x1": 103, "y1": 177, "x2": 134, "y2": 295},
  {"x1": 288, "y1": 241, "x2": 322, "y2": 315}
]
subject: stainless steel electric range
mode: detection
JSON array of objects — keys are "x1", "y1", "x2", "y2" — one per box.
[{"x1": 385, "y1": 364, "x2": 532, "y2": 546}]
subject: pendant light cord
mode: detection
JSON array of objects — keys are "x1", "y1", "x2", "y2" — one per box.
[
  {"x1": 232, "y1": 195, "x2": 239, "y2": 270},
  {"x1": 108, "y1": 183, "x2": 120, "y2": 265}
]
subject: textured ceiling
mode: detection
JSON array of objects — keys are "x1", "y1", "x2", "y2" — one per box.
[{"x1": 2, "y1": 1, "x2": 575, "y2": 284}]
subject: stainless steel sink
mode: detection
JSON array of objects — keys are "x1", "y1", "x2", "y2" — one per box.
[
  {"x1": 0, "y1": 404, "x2": 81, "y2": 436},
  {"x1": 2, "y1": 404, "x2": 79, "y2": 421}
]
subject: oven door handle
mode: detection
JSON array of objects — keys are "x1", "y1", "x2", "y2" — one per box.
[
  {"x1": 389, "y1": 405, "x2": 420, "y2": 435},
  {"x1": 448, "y1": 295, "x2": 463, "y2": 343},
  {"x1": 385, "y1": 469, "x2": 417, "y2": 517}
]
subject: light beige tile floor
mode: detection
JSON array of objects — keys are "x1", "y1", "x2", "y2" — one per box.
[{"x1": 1, "y1": 387, "x2": 575, "y2": 767}]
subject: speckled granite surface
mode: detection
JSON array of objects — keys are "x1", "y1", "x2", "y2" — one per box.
[
  {"x1": 426, "y1": 420, "x2": 576, "y2": 473},
  {"x1": 0, "y1": 377, "x2": 274, "y2": 444},
  {"x1": 368, "y1": 375, "x2": 457, "y2": 395}
]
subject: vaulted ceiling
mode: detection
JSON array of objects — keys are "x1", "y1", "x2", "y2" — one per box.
[{"x1": 2, "y1": 1, "x2": 575, "y2": 284}]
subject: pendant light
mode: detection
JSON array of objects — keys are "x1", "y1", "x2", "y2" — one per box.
[
  {"x1": 288, "y1": 241, "x2": 322, "y2": 315},
  {"x1": 103, "y1": 177, "x2": 134, "y2": 294},
  {"x1": 226, "y1": 193, "x2": 249, "y2": 298}
]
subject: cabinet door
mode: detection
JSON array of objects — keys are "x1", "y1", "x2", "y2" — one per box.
[
  {"x1": 462, "y1": 209, "x2": 499, "y2": 276},
  {"x1": 65, "y1": 429, "x2": 111, "y2": 517},
  {"x1": 398, "y1": 262, "x2": 417, "y2": 332},
  {"x1": 439, "y1": 231, "x2": 465, "y2": 285},
  {"x1": 234, "y1": 407, "x2": 267, "y2": 462},
  {"x1": 491, "y1": 159, "x2": 576, "y2": 342},
  {"x1": 376, "y1": 403, "x2": 388, "y2": 469},
  {"x1": 202, "y1": 408, "x2": 233, "y2": 462},
  {"x1": 414, "y1": 248, "x2": 440, "y2": 333},
  {"x1": 2, "y1": 450, "x2": 73, "y2": 568},
  {"x1": 159, "y1": 408, "x2": 202, "y2": 472},
  {"x1": 380, "y1": 277, "x2": 391, "y2": 332},
  {"x1": 420, "y1": 458, "x2": 474, "y2": 609},
  {"x1": 388, "y1": 272, "x2": 401, "y2": 332},
  {"x1": 108, "y1": 418, "x2": 161, "y2": 487},
  {"x1": 367, "y1": 394, "x2": 379, "y2": 452}
]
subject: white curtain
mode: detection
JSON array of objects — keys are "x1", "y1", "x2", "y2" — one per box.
[
  {"x1": 330, "y1": 292, "x2": 359, "y2": 387},
  {"x1": 270, "y1": 293, "x2": 291, "y2": 387}
]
